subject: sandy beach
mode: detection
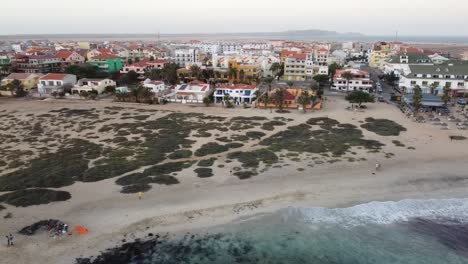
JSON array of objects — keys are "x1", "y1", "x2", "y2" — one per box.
[{"x1": 1, "y1": 96, "x2": 468, "y2": 264}]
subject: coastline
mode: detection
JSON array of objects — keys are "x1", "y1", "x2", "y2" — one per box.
[{"x1": 0, "y1": 98, "x2": 468, "y2": 263}]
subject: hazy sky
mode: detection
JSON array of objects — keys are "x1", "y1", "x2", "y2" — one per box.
[{"x1": 2, "y1": 0, "x2": 467, "y2": 35}]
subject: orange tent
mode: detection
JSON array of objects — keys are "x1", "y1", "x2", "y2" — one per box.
[{"x1": 74, "y1": 226, "x2": 89, "y2": 235}]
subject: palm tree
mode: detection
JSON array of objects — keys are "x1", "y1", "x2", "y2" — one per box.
[
  {"x1": 341, "y1": 71, "x2": 354, "y2": 92},
  {"x1": 430, "y1": 83, "x2": 438, "y2": 95},
  {"x1": 442, "y1": 83, "x2": 451, "y2": 106},
  {"x1": 262, "y1": 77, "x2": 274, "y2": 109},
  {"x1": 229, "y1": 67, "x2": 238, "y2": 81},
  {"x1": 269, "y1": 62, "x2": 282, "y2": 78},
  {"x1": 7, "y1": 79, "x2": 24, "y2": 97},
  {"x1": 273, "y1": 88, "x2": 286, "y2": 112},
  {"x1": 190, "y1": 64, "x2": 201, "y2": 80},
  {"x1": 239, "y1": 69, "x2": 245, "y2": 82},
  {"x1": 413, "y1": 85, "x2": 423, "y2": 116},
  {"x1": 297, "y1": 90, "x2": 311, "y2": 113}
]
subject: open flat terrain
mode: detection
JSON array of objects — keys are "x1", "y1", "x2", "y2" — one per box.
[{"x1": 1, "y1": 96, "x2": 468, "y2": 263}]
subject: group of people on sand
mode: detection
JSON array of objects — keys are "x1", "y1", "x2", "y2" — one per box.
[{"x1": 5, "y1": 234, "x2": 14, "y2": 247}]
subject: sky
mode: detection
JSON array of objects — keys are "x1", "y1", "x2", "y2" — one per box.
[{"x1": 2, "y1": 0, "x2": 468, "y2": 36}]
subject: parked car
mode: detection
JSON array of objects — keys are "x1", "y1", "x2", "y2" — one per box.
[
  {"x1": 457, "y1": 98, "x2": 466, "y2": 105},
  {"x1": 378, "y1": 96, "x2": 385, "y2": 102}
]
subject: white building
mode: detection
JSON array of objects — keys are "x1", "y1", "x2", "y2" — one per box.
[
  {"x1": 142, "y1": 79, "x2": 166, "y2": 93},
  {"x1": 38, "y1": 73, "x2": 77, "y2": 94},
  {"x1": 214, "y1": 84, "x2": 258, "y2": 104},
  {"x1": 332, "y1": 69, "x2": 373, "y2": 92},
  {"x1": 173, "y1": 80, "x2": 212, "y2": 103},
  {"x1": 399, "y1": 63, "x2": 468, "y2": 95},
  {"x1": 175, "y1": 49, "x2": 199, "y2": 67},
  {"x1": 72, "y1": 78, "x2": 116, "y2": 94}
]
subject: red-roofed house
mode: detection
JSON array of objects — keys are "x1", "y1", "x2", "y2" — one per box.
[
  {"x1": 214, "y1": 84, "x2": 258, "y2": 104},
  {"x1": 120, "y1": 59, "x2": 170, "y2": 79},
  {"x1": 142, "y1": 79, "x2": 166, "y2": 93},
  {"x1": 332, "y1": 69, "x2": 373, "y2": 92},
  {"x1": 172, "y1": 80, "x2": 212, "y2": 103},
  {"x1": 55, "y1": 51, "x2": 85, "y2": 69},
  {"x1": 38, "y1": 73, "x2": 77, "y2": 94}
]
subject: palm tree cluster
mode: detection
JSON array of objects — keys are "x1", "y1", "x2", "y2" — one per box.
[
  {"x1": 144, "y1": 63, "x2": 179, "y2": 85},
  {"x1": 297, "y1": 90, "x2": 318, "y2": 113},
  {"x1": 115, "y1": 85, "x2": 155, "y2": 104}
]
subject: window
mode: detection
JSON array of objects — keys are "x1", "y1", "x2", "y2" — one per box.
[
  {"x1": 457, "y1": 82, "x2": 465, "y2": 87},
  {"x1": 422, "y1": 81, "x2": 428, "y2": 86},
  {"x1": 410, "y1": 81, "x2": 417, "y2": 85}
]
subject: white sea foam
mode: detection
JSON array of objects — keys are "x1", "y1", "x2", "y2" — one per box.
[{"x1": 281, "y1": 199, "x2": 468, "y2": 227}]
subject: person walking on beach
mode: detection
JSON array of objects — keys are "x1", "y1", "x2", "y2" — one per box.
[
  {"x1": 9, "y1": 234, "x2": 13, "y2": 246},
  {"x1": 138, "y1": 192, "x2": 142, "y2": 200},
  {"x1": 375, "y1": 163, "x2": 381, "y2": 171},
  {"x1": 5, "y1": 235, "x2": 10, "y2": 247}
]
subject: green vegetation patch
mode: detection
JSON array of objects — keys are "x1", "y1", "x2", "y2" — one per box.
[
  {"x1": 392, "y1": 140, "x2": 406, "y2": 147},
  {"x1": 195, "y1": 142, "x2": 242, "y2": 157},
  {"x1": 361, "y1": 117, "x2": 407, "y2": 136},
  {"x1": 227, "y1": 149, "x2": 278, "y2": 169},
  {"x1": 121, "y1": 184, "x2": 152, "y2": 194},
  {"x1": 115, "y1": 161, "x2": 194, "y2": 191},
  {"x1": 0, "y1": 139, "x2": 102, "y2": 192},
  {"x1": 260, "y1": 117, "x2": 384, "y2": 157},
  {"x1": 0, "y1": 189, "x2": 71, "y2": 207},
  {"x1": 168, "y1": 150, "x2": 193, "y2": 160},
  {"x1": 246, "y1": 131, "x2": 266, "y2": 140},
  {"x1": 450, "y1": 136, "x2": 467, "y2": 141},
  {"x1": 198, "y1": 158, "x2": 217, "y2": 167},
  {"x1": 233, "y1": 171, "x2": 258, "y2": 180},
  {"x1": 194, "y1": 168, "x2": 214, "y2": 178},
  {"x1": 261, "y1": 121, "x2": 286, "y2": 131}
]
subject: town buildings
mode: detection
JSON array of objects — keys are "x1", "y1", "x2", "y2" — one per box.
[
  {"x1": 120, "y1": 59, "x2": 169, "y2": 79},
  {"x1": 214, "y1": 84, "x2": 258, "y2": 104},
  {"x1": 332, "y1": 69, "x2": 373, "y2": 92},
  {"x1": 71, "y1": 78, "x2": 116, "y2": 94},
  {"x1": 88, "y1": 54, "x2": 123, "y2": 73},
  {"x1": 399, "y1": 62, "x2": 468, "y2": 95},
  {"x1": 171, "y1": 80, "x2": 211, "y2": 103},
  {"x1": 37, "y1": 73, "x2": 77, "y2": 94},
  {"x1": 1, "y1": 73, "x2": 43, "y2": 90},
  {"x1": 142, "y1": 79, "x2": 166, "y2": 93},
  {"x1": 175, "y1": 49, "x2": 199, "y2": 67},
  {"x1": 55, "y1": 51, "x2": 85, "y2": 70},
  {"x1": 13, "y1": 54, "x2": 62, "y2": 74}
]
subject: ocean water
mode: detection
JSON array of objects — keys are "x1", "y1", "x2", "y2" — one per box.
[{"x1": 81, "y1": 199, "x2": 468, "y2": 264}]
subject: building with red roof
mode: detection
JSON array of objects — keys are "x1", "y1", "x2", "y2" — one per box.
[
  {"x1": 332, "y1": 69, "x2": 373, "y2": 92},
  {"x1": 38, "y1": 73, "x2": 77, "y2": 94},
  {"x1": 173, "y1": 80, "x2": 212, "y2": 102}
]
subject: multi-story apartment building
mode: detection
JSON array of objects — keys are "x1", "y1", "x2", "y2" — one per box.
[
  {"x1": 175, "y1": 49, "x2": 199, "y2": 67},
  {"x1": 332, "y1": 69, "x2": 373, "y2": 92},
  {"x1": 284, "y1": 53, "x2": 307, "y2": 81},
  {"x1": 228, "y1": 60, "x2": 261, "y2": 83},
  {"x1": 13, "y1": 54, "x2": 62, "y2": 74},
  {"x1": 214, "y1": 84, "x2": 258, "y2": 104},
  {"x1": 87, "y1": 54, "x2": 123, "y2": 74},
  {"x1": 220, "y1": 44, "x2": 242, "y2": 54},
  {"x1": 399, "y1": 63, "x2": 468, "y2": 95}
]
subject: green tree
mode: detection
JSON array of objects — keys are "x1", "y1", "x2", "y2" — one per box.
[
  {"x1": 313, "y1": 74, "x2": 329, "y2": 88},
  {"x1": 105, "y1": 85, "x2": 116, "y2": 94},
  {"x1": 286, "y1": 81, "x2": 294, "y2": 88},
  {"x1": 7, "y1": 79, "x2": 25, "y2": 97},
  {"x1": 273, "y1": 88, "x2": 286, "y2": 111},
  {"x1": 223, "y1": 94, "x2": 233, "y2": 108},
  {"x1": 442, "y1": 83, "x2": 451, "y2": 106},
  {"x1": 203, "y1": 96, "x2": 213, "y2": 107},
  {"x1": 145, "y1": 68, "x2": 162, "y2": 81},
  {"x1": 262, "y1": 77, "x2": 274, "y2": 109},
  {"x1": 345, "y1": 90, "x2": 375, "y2": 108},
  {"x1": 341, "y1": 71, "x2": 354, "y2": 91},
  {"x1": 190, "y1": 64, "x2": 201, "y2": 79},
  {"x1": 328, "y1": 62, "x2": 342, "y2": 77},
  {"x1": 127, "y1": 58, "x2": 133, "y2": 65},
  {"x1": 161, "y1": 63, "x2": 179, "y2": 85},
  {"x1": 239, "y1": 69, "x2": 245, "y2": 81},
  {"x1": 412, "y1": 85, "x2": 423, "y2": 115},
  {"x1": 269, "y1": 62, "x2": 282, "y2": 78},
  {"x1": 65, "y1": 64, "x2": 100, "y2": 79},
  {"x1": 134, "y1": 57, "x2": 140, "y2": 63},
  {"x1": 149, "y1": 56, "x2": 155, "y2": 62},
  {"x1": 297, "y1": 90, "x2": 311, "y2": 113},
  {"x1": 229, "y1": 67, "x2": 238, "y2": 80}
]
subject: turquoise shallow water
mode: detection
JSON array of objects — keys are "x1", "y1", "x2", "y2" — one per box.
[{"x1": 78, "y1": 199, "x2": 468, "y2": 264}]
